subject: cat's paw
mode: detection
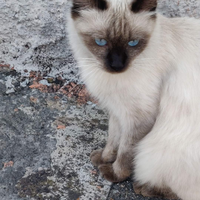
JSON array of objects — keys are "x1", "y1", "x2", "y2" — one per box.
[
  {"x1": 90, "y1": 149, "x2": 104, "y2": 167},
  {"x1": 90, "y1": 148, "x2": 117, "y2": 167},
  {"x1": 133, "y1": 183, "x2": 155, "y2": 197},
  {"x1": 133, "y1": 183, "x2": 179, "y2": 199},
  {"x1": 98, "y1": 163, "x2": 130, "y2": 183},
  {"x1": 98, "y1": 163, "x2": 119, "y2": 182}
]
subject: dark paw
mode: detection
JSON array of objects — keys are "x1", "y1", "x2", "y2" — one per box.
[
  {"x1": 90, "y1": 148, "x2": 117, "y2": 167},
  {"x1": 98, "y1": 163, "x2": 119, "y2": 182},
  {"x1": 133, "y1": 183, "x2": 155, "y2": 197},
  {"x1": 98, "y1": 163, "x2": 130, "y2": 183},
  {"x1": 90, "y1": 149, "x2": 104, "y2": 167},
  {"x1": 133, "y1": 183, "x2": 179, "y2": 199}
]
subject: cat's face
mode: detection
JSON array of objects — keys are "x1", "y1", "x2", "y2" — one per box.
[{"x1": 71, "y1": 0, "x2": 157, "y2": 73}]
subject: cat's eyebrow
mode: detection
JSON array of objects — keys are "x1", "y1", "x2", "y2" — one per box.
[
  {"x1": 131, "y1": 0, "x2": 157, "y2": 13},
  {"x1": 72, "y1": 0, "x2": 108, "y2": 19},
  {"x1": 92, "y1": 0, "x2": 108, "y2": 11}
]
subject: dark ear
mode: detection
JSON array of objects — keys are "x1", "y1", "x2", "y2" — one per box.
[
  {"x1": 132, "y1": 0, "x2": 157, "y2": 13},
  {"x1": 71, "y1": 0, "x2": 107, "y2": 19}
]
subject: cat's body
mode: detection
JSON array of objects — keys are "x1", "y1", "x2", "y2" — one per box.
[{"x1": 68, "y1": 0, "x2": 200, "y2": 199}]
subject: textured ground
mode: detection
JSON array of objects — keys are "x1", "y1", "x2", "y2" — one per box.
[{"x1": 0, "y1": 0, "x2": 200, "y2": 200}]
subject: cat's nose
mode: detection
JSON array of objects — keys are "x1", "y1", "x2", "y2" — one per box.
[{"x1": 106, "y1": 51, "x2": 127, "y2": 72}]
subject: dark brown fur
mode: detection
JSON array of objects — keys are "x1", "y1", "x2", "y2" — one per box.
[
  {"x1": 72, "y1": 0, "x2": 157, "y2": 19},
  {"x1": 80, "y1": 31, "x2": 150, "y2": 73},
  {"x1": 98, "y1": 163, "x2": 131, "y2": 182},
  {"x1": 91, "y1": 149, "x2": 133, "y2": 182},
  {"x1": 133, "y1": 183, "x2": 179, "y2": 199},
  {"x1": 132, "y1": 0, "x2": 157, "y2": 13},
  {"x1": 90, "y1": 149, "x2": 105, "y2": 166},
  {"x1": 72, "y1": 0, "x2": 108, "y2": 19},
  {"x1": 72, "y1": 0, "x2": 155, "y2": 72},
  {"x1": 90, "y1": 148, "x2": 117, "y2": 166}
]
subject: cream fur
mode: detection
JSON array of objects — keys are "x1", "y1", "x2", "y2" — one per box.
[{"x1": 67, "y1": 1, "x2": 200, "y2": 199}]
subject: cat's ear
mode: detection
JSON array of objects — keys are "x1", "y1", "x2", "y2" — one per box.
[
  {"x1": 71, "y1": 0, "x2": 107, "y2": 18},
  {"x1": 131, "y1": 0, "x2": 157, "y2": 13}
]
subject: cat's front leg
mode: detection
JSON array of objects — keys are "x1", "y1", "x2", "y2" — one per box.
[
  {"x1": 90, "y1": 115, "x2": 121, "y2": 166},
  {"x1": 98, "y1": 125, "x2": 135, "y2": 182}
]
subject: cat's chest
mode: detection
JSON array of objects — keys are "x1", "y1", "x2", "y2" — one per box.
[
  {"x1": 105, "y1": 86, "x2": 157, "y2": 116},
  {"x1": 95, "y1": 78, "x2": 160, "y2": 120},
  {"x1": 83, "y1": 67, "x2": 161, "y2": 120}
]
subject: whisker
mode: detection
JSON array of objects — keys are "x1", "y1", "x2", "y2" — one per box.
[{"x1": 81, "y1": 68, "x2": 100, "y2": 82}]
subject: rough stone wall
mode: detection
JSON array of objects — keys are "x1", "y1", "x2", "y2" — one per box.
[
  {"x1": 0, "y1": 0, "x2": 78, "y2": 82},
  {"x1": 0, "y1": 0, "x2": 200, "y2": 83}
]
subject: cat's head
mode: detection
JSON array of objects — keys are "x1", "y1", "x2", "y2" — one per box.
[{"x1": 70, "y1": 0, "x2": 157, "y2": 73}]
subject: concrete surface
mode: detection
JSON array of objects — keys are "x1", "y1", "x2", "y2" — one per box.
[{"x1": 0, "y1": 0, "x2": 200, "y2": 200}]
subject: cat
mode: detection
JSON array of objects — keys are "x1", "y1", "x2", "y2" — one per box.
[{"x1": 67, "y1": 0, "x2": 200, "y2": 199}]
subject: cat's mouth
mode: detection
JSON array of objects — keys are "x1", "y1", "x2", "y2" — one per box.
[{"x1": 105, "y1": 64, "x2": 128, "y2": 73}]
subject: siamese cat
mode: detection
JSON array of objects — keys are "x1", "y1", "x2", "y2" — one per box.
[{"x1": 67, "y1": 0, "x2": 200, "y2": 199}]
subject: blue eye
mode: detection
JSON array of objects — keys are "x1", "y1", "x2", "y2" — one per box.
[
  {"x1": 95, "y1": 38, "x2": 107, "y2": 46},
  {"x1": 128, "y1": 40, "x2": 139, "y2": 47}
]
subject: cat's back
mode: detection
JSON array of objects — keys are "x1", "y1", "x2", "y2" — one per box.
[
  {"x1": 158, "y1": 15, "x2": 200, "y2": 121},
  {"x1": 159, "y1": 15, "x2": 200, "y2": 55}
]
